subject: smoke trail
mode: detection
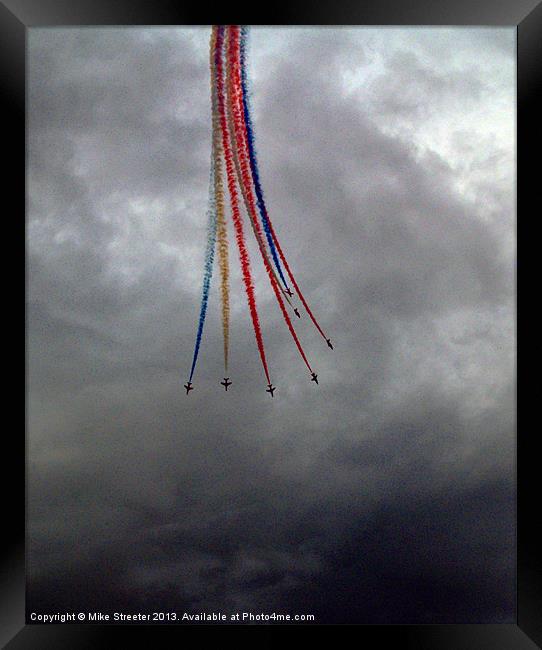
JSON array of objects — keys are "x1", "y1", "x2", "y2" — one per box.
[
  {"x1": 239, "y1": 27, "x2": 289, "y2": 292},
  {"x1": 188, "y1": 159, "x2": 217, "y2": 383},
  {"x1": 216, "y1": 26, "x2": 272, "y2": 385},
  {"x1": 227, "y1": 26, "x2": 314, "y2": 375},
  {"x1": 210, "y1": 26, "x2": 230, "y2": 372},
  {"x1": 225, "y1": 48, "x2": 293, "y2": 310},
  {"x1": 239, "y1": 27, "x2": 331, "y2": 345}
]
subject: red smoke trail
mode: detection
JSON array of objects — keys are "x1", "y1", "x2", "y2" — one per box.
[
  {"x1": 227, "y1": 26, "x2": 314, "y2": 375},
  {"x1": 215, "y1": 26, "x2": 271, "y2": 386},
  {"x1": 268, "y1": 220, "x2": 329, "y2": 342},
  {"x1": 234, "y1": 28, "x2": 330, "y2": 346}
]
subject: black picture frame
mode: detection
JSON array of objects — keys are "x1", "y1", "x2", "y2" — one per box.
[{"x1": 5, "y1": 0, "x2": 539, "y2": 647}]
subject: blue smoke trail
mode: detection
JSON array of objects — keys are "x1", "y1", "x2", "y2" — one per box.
[
  {"x1": 188, "y1": 159, "x2": 218, "y2": 383},
  {"x1": 239, "y1": 27, "x2": 290, "y2": 292}
]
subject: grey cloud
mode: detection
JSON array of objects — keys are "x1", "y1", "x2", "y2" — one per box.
[{"x1": 28, "y1": 27, "x2": 515, "y2": 623}]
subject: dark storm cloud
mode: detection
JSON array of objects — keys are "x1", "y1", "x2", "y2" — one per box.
[{"x1": 28, "y1": 28, "x2": 515, "y2": 622}]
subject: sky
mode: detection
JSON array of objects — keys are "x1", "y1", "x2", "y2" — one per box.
[{"x1": 27, "y1": 27, "x2": 516, "y2": 623}]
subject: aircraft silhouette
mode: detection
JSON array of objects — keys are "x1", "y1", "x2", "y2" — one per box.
[
  {"x1": 184, "y1": 381, "x2": 194, "y2": 395},
  {"x1": 294, "y1": 308, "x2": 301, "y2": 318},
  {"x1": 326, "y1": 338, "x2": 333, "y2": 350},
  {"x1": 266, "y1": 384, "x2": 276, "y2": 397},
  {"x1": 285, "y1": 287, "x2": 293, "y2": 297},
  {"x1": 310, "y1": 372, "x2": 319, "y2": 385},
  {"x1": 221, "y1": 377, "x2": 232, "y2": 391}
]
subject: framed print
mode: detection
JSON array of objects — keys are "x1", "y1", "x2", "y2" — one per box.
[{"x1": 4, "y1": 0, "x2": 540, "y2": 647}]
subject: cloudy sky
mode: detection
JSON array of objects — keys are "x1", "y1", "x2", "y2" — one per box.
[{"x1": 28, "y1": 27, "x2": 515, "y2": 623}]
